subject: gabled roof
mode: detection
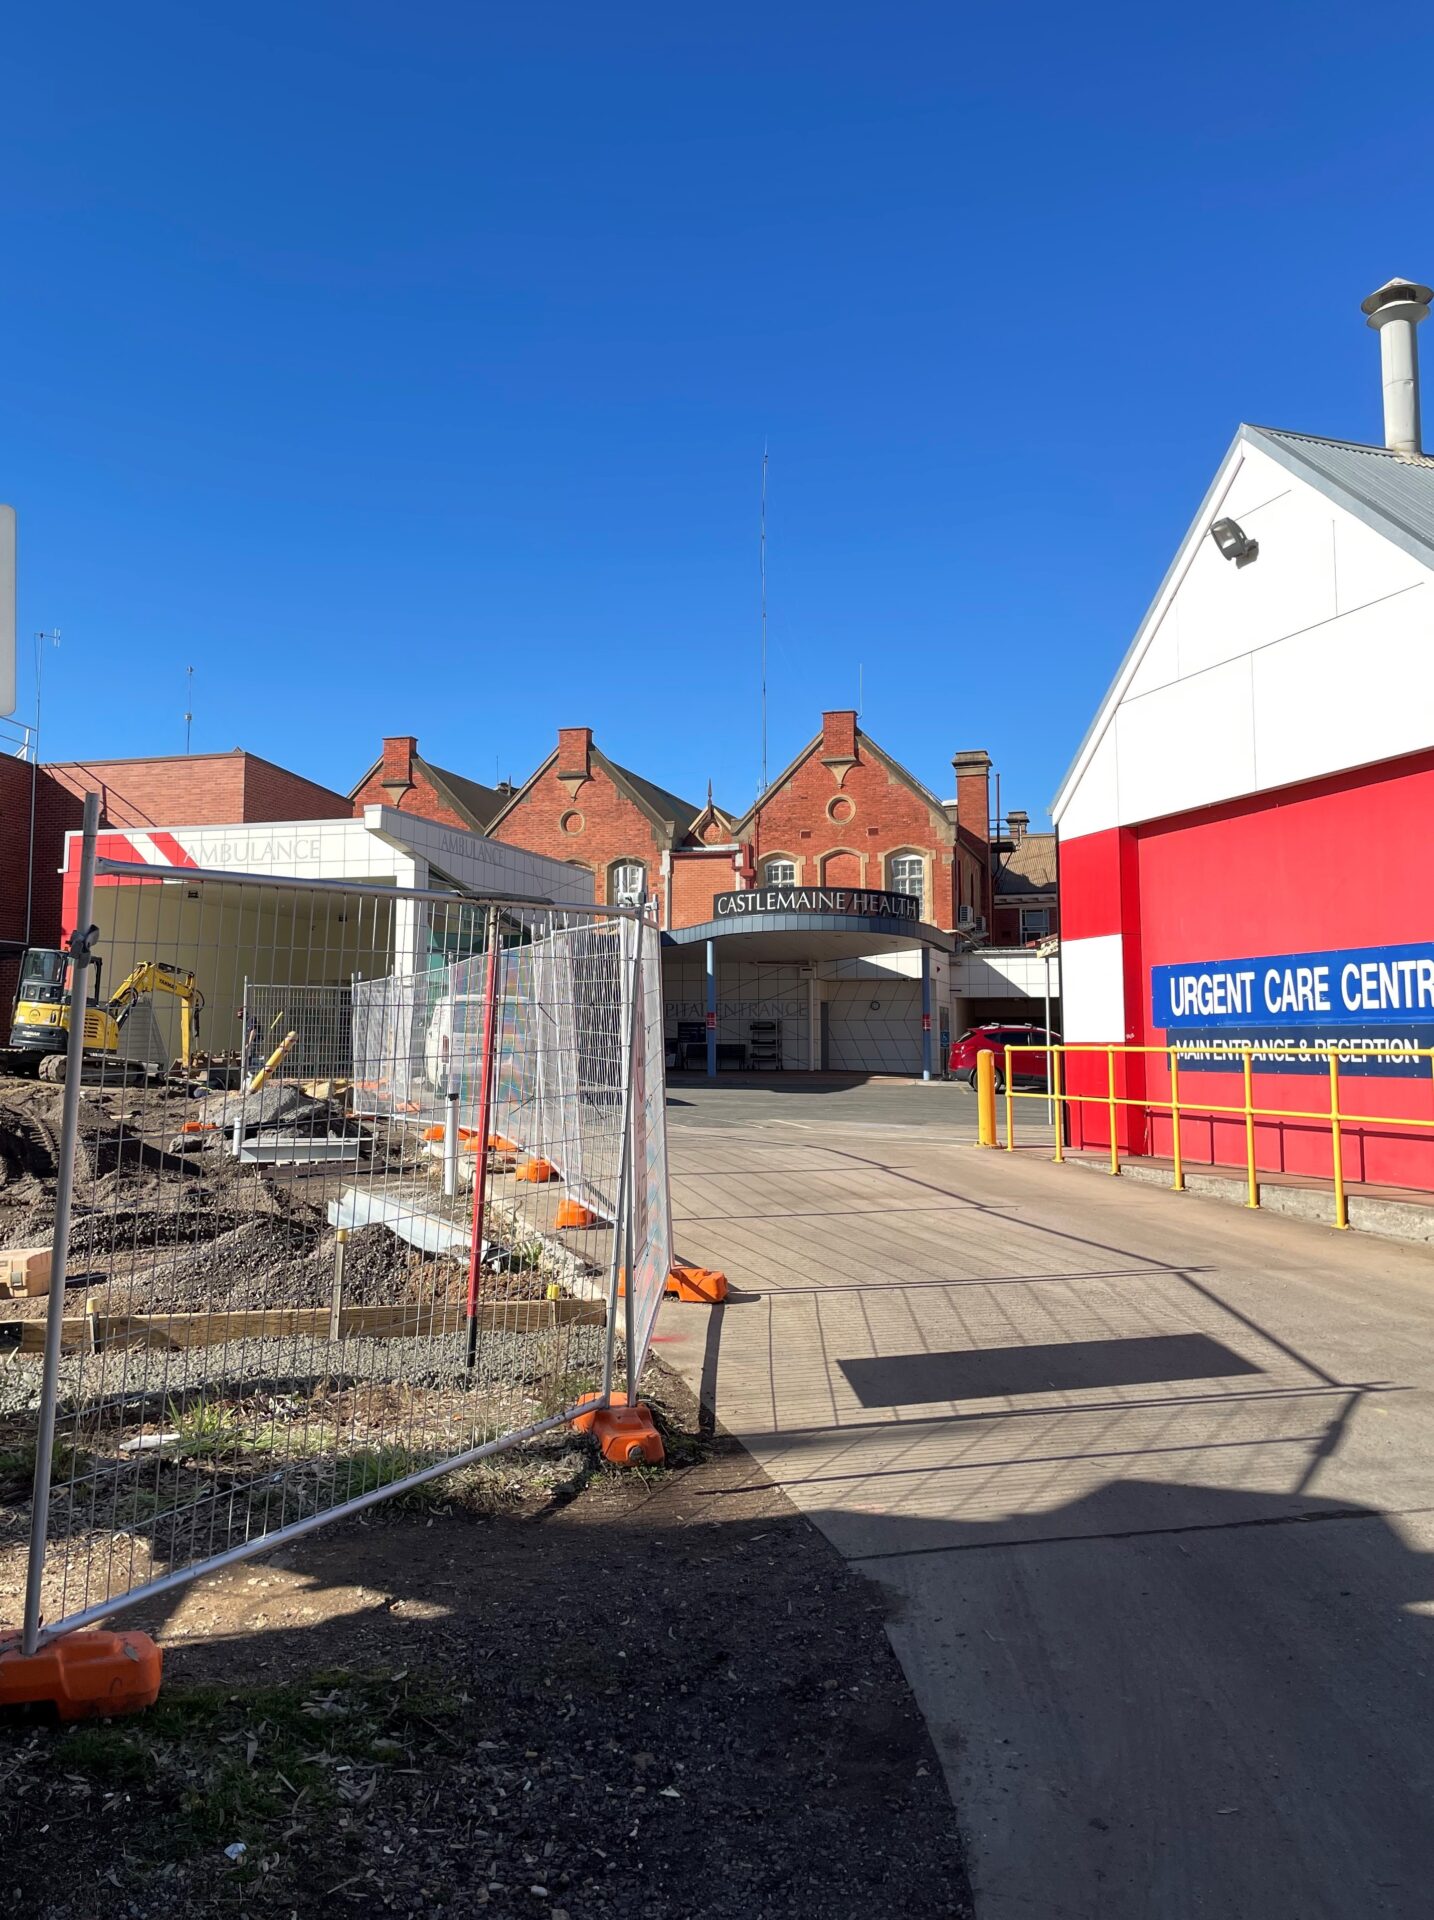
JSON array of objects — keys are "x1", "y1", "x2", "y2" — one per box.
[
  {"x1": 348, "y1": 751, "x2": 508, "y2": 832},
  {"x1": 995, "y1": 832, "x2": 1056, "y2": 897},
  {"x1": 607, "y1": 759, "x2": 706, "y2": 831},
  {"x1": 422, "y1": 761, "x2": 509, "y2": 831},
  {"x1": 485, "y1": 742, "x2": 706, "y2": 840},
  {"x1": 1051, "y1": 423, "x2": 1434, "y2": 821},
  {"x1": 730, "y1": 725, "x2": 949, "y2": 836}
]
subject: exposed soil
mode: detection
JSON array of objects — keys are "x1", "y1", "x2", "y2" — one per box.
[{"x1": 1, "y1": 1368, "x2": 974, "y2": 1920}]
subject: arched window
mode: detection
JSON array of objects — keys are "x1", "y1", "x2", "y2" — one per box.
[
  {"x1": 609, "y1": 861, "x2": 647, "y2": 907},
  {"x1": 764, "y1": 857, "x2": 797, "y2": 886},
  {"x1": 889, "y1": 853, "x2": 925, "y2": 898}
]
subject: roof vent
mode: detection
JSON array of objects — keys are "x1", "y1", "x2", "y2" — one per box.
[{"x1": 1361, "y1": 277, "x2": 1433, "y2": 455}]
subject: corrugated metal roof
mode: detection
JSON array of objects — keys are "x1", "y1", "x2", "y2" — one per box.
[{"x1": 1245, "y1": 425, "x2": 1434, "y2": 568}]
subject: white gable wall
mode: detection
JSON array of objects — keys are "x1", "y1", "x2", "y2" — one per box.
[{"x1": 1055, "y1": 437, "x2": 1434, "y2": 836}]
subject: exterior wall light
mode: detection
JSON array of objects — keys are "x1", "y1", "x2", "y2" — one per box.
[{"x1": 1209, "y1": 517, "x2": 1259, "y2": 566}]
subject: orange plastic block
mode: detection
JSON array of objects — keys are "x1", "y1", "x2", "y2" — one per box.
[
  {"x1": 488, "y1": 1134, "x2": 519, "y2": 1153},
  {"x1": 0, "y1": 1629, "x2": 162, "y2": 1721},
  {"x1": 567, "y1": 1394, "x2": 663, "y2": 1466},
  {"x1": 556, "y1": 1198, "x2": 599, "y2": 1229},
  {"x1": 667, "y1": 1264, "x2": 729, "y2": 1304},
  {"x1": 514, "y1": 1157, "x2": 557, "y2": 1183},
  {"x1": 181, "y1": 1120, "x2": 217, "y2": 1135},
  {"x1": 421, "y1": 1124, "x2": 445, "y2": 1141}
]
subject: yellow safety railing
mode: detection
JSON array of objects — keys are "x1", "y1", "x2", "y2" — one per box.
[{"x1": 984, "y1": 1039, "x2": 1434, "y2": 1232}]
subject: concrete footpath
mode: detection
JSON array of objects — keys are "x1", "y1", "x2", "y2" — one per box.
[{"x1": 654, "y1": 1081, "x2": 1434, "y2": 1920}]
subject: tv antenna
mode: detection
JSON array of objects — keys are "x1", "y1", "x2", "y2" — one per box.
[
  {"x1": 184, "y1": 665, "x2": 194, "y2": 754},
  {"x1": 759, "y1": 445, "x2": 769, "y2": 791}
]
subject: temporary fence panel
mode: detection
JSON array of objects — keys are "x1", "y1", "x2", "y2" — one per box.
[{"x1": 5, "y1": 834, "x2": 670, "y2": 1654}]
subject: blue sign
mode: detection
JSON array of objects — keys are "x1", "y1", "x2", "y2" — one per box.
[{"x1": 1152, "y1": 943, "x2": 1434, "y2": 1078}]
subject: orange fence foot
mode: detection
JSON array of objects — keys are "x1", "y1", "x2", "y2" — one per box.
[
  {"x1": 666, "y1": 1264, "x2": 728, "y2": 1303},
  {"x1": 567, "y1": 1393, "x2": 665, "y2": 1466},
  {"x1": 488, "y1": 1134, "x2": 519, "y2": 1153},
  {"x1": 514, "y1": 1157, "x2": 557, "y2": 1183},
  {"x1": 556, "y1": 1198, "x2": 600, "y2": 1229},
  {"x1": 0, "y1": 1630, "x2": 162, "y2": 1721}
]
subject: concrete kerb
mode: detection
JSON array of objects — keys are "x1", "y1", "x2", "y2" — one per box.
[{"x1": 1063, "y1": 1149, "x2": 1434, "y2": 1246}]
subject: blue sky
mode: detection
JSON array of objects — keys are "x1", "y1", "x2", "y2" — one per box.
[{"x1": 6, "y1": 5, "x2": 1431, "y2": 822}]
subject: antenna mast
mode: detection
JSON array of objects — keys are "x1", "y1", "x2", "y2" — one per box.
[
  {"x1": 184, "y1": 665, "x2": 194, "y2": 754},
  {"x1": 759, "y1": 445, "x2": 769, "y2": 792}
]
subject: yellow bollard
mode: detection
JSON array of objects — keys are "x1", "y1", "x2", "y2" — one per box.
[
  {"x1": 976, "y1": 1048, "x2": 998, "y2": 1148},
  {"x1": 1242, "y1": 1046, "x2": 1259, "y2": 1209},
  {"x1": 1329, "y1": 1052, "x2": 1348, "y2": 1230}
]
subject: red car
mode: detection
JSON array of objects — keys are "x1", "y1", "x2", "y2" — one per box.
[{"x1": 949, "y1": 1023, "x2": 1058, "y2": 1091}]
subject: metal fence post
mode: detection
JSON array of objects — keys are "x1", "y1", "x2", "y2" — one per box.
[
  {"x1": 465, "y1": 904, "x2": 502, "y2": 1369},
  {"x1": 1051, "y1": 1048, "x2": 1064, "y2": 1163},
  {"x1": 1169, "y1": 1048, "x2": 1184, "y2": 1191},
  {"x1": 22, "y1": 792, "x2": 100, "y2": 1656},
  {"x1": 1106, "y1": 1047, "x2": 1120, "y2": 1176},
  {"x1": 1242, "y1": 1045, "x2": 1259, "y2": 1209},
  {"x1": 623, "y1": 920, "x2": 646, "y2": 1408},
  {"x1": 1329, "y1": 1052, "x2": 1348, "y2": 1230},
  {"x1": 601, "y1": 917, "x2": 640, "y2": 1405},
  {"x1": 1004, "y1": 1047, "x2": 1015, "y2": 1150}
]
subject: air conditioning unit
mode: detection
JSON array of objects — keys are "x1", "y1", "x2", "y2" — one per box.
[{"x1": 957, "y1": 905, "x2": 976, "y2": 928}]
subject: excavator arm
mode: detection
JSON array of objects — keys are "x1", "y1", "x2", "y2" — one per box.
[{"x1": 106, "y1": 963, "x2": 205, "y2": 1068}]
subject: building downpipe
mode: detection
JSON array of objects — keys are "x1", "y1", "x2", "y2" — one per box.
[{"x1": 1361, "y1": 277, "x2": 1432, "y2": 456}]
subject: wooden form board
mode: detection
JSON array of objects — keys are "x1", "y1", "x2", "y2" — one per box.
[{"x1": 7, "y1": 1296, "x2": 605, "y2": 1355}]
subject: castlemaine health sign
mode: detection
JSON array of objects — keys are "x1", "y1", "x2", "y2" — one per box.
[
  {"x1": 1152, "y1": 941, "x2": 1434, "y2": 1077},
  {"x1": 713, "y1": 886, "x2": 920, "y2": 921}
]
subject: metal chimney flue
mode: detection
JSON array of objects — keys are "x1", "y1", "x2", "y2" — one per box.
[{"x1": 1361, "y1": 277, "x2": 1433, "y2": 455}]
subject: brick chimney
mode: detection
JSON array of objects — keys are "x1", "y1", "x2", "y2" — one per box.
[
  {"x1": 381, "y1": 736, "x2": 418, "y2": 803},
  {"x1": 558, "y1": 727, "x2": 593, "y2": 780},
  {"x1": 820, "y1": 709, "x2": 858, "y2": 762},
  {"x1": 1007, "y1": 808, "x2": 1029, "y2": 844},
  {"x1": 953, "y1": 750, "x2": 991, "y2": 843}
]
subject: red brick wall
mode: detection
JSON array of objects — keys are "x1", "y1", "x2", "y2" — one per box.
[
  {"x1": 745, "y1": 713, "x2": 960, "y2": 927},
  {"x1": 0, "y1": 758, "x2": 85, "y2": 1011},
  {"x1": 490, "y1": 748, "x2": 667, "y2": 919},
  {"x1": 46, "y1": 753, "x2": 350, "y2": 827},
  {"x1": 350, "y1": 768, "x2": 471, "y2": 831},
  {"x1": 670, "y1": 848, "x2": 737, "y2": 928}
]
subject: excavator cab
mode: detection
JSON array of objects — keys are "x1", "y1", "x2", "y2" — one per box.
[
  {"x1": 9, "y1": 947, "x2": 105, "y2": 1057},
  {"x1": 9, "y1": 948, "x2": 200, "y2": 1079}
]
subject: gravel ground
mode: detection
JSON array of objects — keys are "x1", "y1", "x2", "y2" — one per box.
[{"x1": 0, "y1": 1370, "x2": 974, "y2": 1920}]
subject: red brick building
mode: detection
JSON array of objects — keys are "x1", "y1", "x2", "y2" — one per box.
[
  {"x1": 475, "y1": 712, "x2": 1038, "y2": 1075},
  {"x1": 0, "y1": 757, "x2": 85, "y2": 1012},
  {"x1": 349, "y1": 736, "x2": 513, "y2": 834},
  {"x1": 991, "y1": 811, "x2": 1058, "y2": 948},
  {"x1": 46, "y1": 750, "x2": 351, "y2": 829},
  {"x1": 486, "y1": 726, "x2": 707, "y2": 923},
  {"x1": 3, "y1": 748, "x2": 351, "y2": 1022}
]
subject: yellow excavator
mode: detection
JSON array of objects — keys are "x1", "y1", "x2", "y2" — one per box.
[{"x1": 8, "y1": 948, "x2": 204, "y2": 1081}]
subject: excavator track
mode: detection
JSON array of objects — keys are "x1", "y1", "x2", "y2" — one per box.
[{"x1": 0, "y1": 1099, "x2": 60, "y2": 1183}]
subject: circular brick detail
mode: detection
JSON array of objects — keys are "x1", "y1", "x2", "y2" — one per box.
[{"x1": 560, "y1": 809, "x2": 585, "y2": 835}]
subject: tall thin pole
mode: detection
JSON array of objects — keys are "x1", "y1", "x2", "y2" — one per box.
[
  {"x1": 759, "y1": 445, "x2": 768, "y2": 792},
  {"x1": 184, "y1": 665, "x2": 194, "y2": 754},
  {"x1": 26, "y1": 631, "x2": 60, "y2": 948},
  {"x1": 23, "y1": 791, "x2": 100, "y2": 1654}
]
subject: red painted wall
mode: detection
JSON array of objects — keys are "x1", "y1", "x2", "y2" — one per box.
[{"x1": 1065, "y1": 748, "x2": 1434, "y2": 1189}]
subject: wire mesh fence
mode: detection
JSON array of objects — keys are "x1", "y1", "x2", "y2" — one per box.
[{"x1": 3, "y1": 814, "x2": 669, "y2": 1651}]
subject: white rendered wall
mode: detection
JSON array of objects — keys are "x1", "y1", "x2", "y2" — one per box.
[{"x1": 1055, "y1": 439, "x2": 1434, "y2": 838}]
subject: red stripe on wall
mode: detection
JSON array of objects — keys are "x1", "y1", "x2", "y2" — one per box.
[
  {"x1": 1056, "y1": 827, "x2": 1127, "y2": 940},
  {"x1": 148, "y1": 832, "x2": 197, "y2": 868}
]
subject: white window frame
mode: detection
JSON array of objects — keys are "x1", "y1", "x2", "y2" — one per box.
[
  {"x1": 889, "y1": 853, "x2": 925, "y2": 899},
  {"x1": 610, "y1": 861, "x2": 647, "y2": 907},
  {"x1": 764, "y1": 857, "x2": 797, "y2": 886}
]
